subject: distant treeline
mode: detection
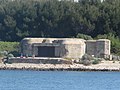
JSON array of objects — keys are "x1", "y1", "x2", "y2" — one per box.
[{"x1": 0, "y1": 0, "x2": 120, "y2": 54}]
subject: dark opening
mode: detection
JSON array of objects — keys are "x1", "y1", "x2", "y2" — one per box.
[{"x1": 38, "y1": 46, "x2": 55, "y2": 57}]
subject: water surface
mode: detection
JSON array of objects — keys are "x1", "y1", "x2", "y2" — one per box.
[{"x1": 0, "y1": 70, "x2": 120, "y2": 90}]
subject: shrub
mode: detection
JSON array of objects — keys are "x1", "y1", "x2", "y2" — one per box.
[
  {"x1": 8, "y1": 54, "x2": 14, "y2": 58},
  {"x1": 0, "y1": 42, "x2": 19, "y2": 57},
  {"x1": 0, "y1": 51, "x2": 8, "y2": 57},
  {"x1": 81, "y1": 54, "x2": 94, "y2": 61},
  {"x1": 82, "y1": 60, "x2": 92, "y2": 66},
  {"x1": 92, "y1": 60, "x2": 99, "y2": 64},
  {"x1": 81, "y1": 54, "x2": 93, "y2": 65}
]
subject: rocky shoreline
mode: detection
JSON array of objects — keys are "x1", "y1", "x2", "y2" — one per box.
[{"x1": 0, "y1": 61, "x2": 120, "y2": 71}]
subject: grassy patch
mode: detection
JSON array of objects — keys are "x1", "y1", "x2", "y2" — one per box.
[{"x1": 0, "y1": 41, "x2": 20, "y2": 57}]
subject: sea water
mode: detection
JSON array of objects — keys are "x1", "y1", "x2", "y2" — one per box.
[{"x1": 0, "y1": 70, "x2": 120, "y2": 90}]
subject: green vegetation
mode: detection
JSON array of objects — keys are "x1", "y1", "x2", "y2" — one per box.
[
  {"x1": 96, "y1": 33, "x2": 120, "y2": 55},
  {"x1": 81, "y1": 54, "x2": 101, "y2": 65},
  {"x1": 0, "y1": 42, "x2": 19, "y2": 57},
  {"x1": 0, "y1": 0, "x2": 120, "y2": 55},
  {"x1": 81, "y1": 54, "x2": 93, "y2": 65},
  {"x1": 92, "y1": 59, "x2": 101, "y2": 64},
  {"x1": 76, "y1": 33, "x2": 93, "y2": 40}
]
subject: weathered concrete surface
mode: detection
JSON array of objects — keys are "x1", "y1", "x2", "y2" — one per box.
[
  {"x1": 8, "y1": 57, "x2": 72, "y2": 64},
  {"x1": 86, "y1": 39, "x2": 110, "y2": 58},
  {"x1": 21, "y1": 38, "x2": 86, "y2": 59},
  {"x1": 21, "y1": 38, "x2": 110, "y2": 59}
]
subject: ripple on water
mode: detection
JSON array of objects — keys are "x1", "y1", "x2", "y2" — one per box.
[{"x1": 0, "y1": 70, "x2": 120, "y2": 90}]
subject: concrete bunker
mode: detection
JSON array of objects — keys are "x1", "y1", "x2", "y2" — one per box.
[
  {"x1": 20, "y1": 38, "x2": 86, "y2": 59},
  {"x1": 20, "y1": 38, "x2": 110, "y2": 59}
]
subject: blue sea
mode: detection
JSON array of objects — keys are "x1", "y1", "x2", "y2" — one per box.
[{"x1": 0, "y1": 70, "x2": 120, "y2": 90}]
